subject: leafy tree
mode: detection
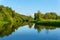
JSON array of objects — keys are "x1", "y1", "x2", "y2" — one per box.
[
  {"x1": 34, "y1": 11, "x2": 44, "y2": 21},
  {"x1": 44, "y1": 12, "x2": 57, "y2": 19}
]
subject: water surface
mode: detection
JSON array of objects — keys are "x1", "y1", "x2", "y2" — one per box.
[{"x1": 0, "y1": 23, "x2": 60, "y2": 40}]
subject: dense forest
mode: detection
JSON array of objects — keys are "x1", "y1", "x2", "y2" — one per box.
[{"x1": 0, "y1": 5, "x2": 33, "y2": 26}]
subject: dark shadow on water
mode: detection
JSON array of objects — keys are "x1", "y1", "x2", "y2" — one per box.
[{"x1": 36, "y1": 22, "x2": 60, "y2": 27}]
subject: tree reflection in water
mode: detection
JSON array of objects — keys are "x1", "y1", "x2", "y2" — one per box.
[{"x1": 0, "y1": 22, "x2": 60, "y2": 38}]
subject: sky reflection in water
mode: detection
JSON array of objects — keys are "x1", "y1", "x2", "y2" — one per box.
[{"x1": 0, "y1": 24, "x2": 60, "y2": 40}]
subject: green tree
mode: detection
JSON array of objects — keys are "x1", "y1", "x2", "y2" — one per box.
[
  {"x1": 44, "y1": 12, "x2": 57, "y2": 19},
  {"x1": 34, "y1": 11, "x2": 44, "y2": 21}
]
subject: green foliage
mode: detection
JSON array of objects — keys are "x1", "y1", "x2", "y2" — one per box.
[
  {"x1": 34, "y1": 11, "x2": 60, "y2": 22},
  {"x1": 34, "y1": 11, "x2": 44, "y2": 21},
  {"x1": 0, "y1": 5, "x2": 33, "y2": 25},
  {"x1": 44, "y1": 12, "x2": 57, "y2": 19}
]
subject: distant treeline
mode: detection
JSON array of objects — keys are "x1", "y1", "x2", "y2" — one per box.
[{"x1": 34, "y1": 11, "x2": 60, "y2": 21}]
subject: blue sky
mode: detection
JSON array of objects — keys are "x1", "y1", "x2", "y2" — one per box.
[{"x1": 0, "y1": 0, "x2": 60, "y2": 16}]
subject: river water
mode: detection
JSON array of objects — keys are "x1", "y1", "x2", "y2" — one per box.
[{"x1": 0, "y1": 24, "x2": 60, "y2": 40}]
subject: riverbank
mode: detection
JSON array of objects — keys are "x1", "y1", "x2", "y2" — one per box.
[{"x1": 33, "y1": 20, "x2": 60, "y2": 26}]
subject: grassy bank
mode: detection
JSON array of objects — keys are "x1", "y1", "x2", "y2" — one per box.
[{"x1": 33, "y1": 19, "x2": 60, "y2": 26}]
